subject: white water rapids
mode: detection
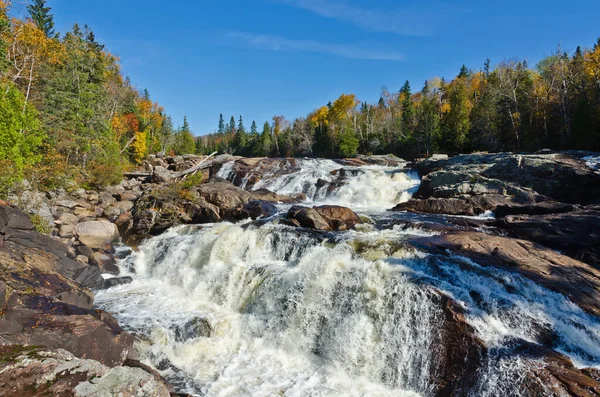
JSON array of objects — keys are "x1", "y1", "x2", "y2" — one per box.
[{"x1": 96, "y1": 159, "x2": 600, "y2": 396}]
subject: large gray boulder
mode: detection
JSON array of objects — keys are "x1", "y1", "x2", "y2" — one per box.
[{"x1": 75, "y1": 220, "x2": 119, "y2": 249}]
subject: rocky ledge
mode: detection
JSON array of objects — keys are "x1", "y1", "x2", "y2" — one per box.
[{"x1": 0, "y1": 204, "x2": 177, "y2": 396}]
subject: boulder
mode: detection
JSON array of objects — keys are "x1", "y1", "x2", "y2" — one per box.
[
  {"x1": 173, "y1": 317, "x2": 213, "y2": 342},
  {"x1": 75, "y1": 220, "x2": 119, "y2": 249},
  {"x1": 152, "y1": 166, "x2": 172, "y2": 183},
  {"x1": 91, "y1": 252, "x2": 120, "y2": 275},
  {"x1": 58, "y1": 224, "x2": 75, "y2": 238},
  {"x1": 0, "y1": 347, "x2": 170, "y2": 397},
  {"x1": 287, "y1": 206, "x2": 332, "y2": 231},
  {"x1": 242, "y1": 200, "x2": 278, "y2": 220},
  {"x1": 59, "y1": 212, "x2": 78, "y2": 225},
  {"x1": 114, "y1": 200, "x2": 135, "y2": 212},
  {"x1": 118, "y1": 191, "x2": 138, "y2": 202},
  {"x1": 104, "y1": 276, "x2": 133, "y2": 288}
]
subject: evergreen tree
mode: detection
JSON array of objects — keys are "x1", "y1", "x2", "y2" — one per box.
[
  {"x1": 228, "y1": 116, "x2": 236, "y2": 134},
  {"x1": 218, "y1": 114, "x2": 225, "y2": 134},
  {"x1": 233, "y1": 116, "x2": 248, "y2": 155},
  {"x1": 250, "y1": 120, "x2": 258, "y2": 135},
  {"x1": 173, "y1": 116, "x2": 196, "y2": 154},
  {"x1": 237, "y1": 115, "x2": 245, "y2": 133},
  {"x1": 27, "y1": 0, "x2": 57, "y2": 38},
  {"x1": 258, "y1": 121, "x2": 272, "y2": 156},
  {"x1": 400, "y1": 80, "x2": 415, "y2": 139}
]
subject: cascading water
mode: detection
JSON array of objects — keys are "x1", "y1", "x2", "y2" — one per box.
[
  {"x1": 96, "y1": 159, "x2": 600, "y2": 396},
  {"x1": 250, "y1": 159, "x2": 420, "y2": 209}
]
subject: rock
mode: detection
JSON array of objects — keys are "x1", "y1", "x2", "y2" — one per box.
[
  {"x1": 91, "y1": 252, "x2": 120, "y2": 275},
  {"x1": 494, "y1": 201, "x2": 577, "y2": 218},
  {"x1": 0, "y1": 347, "x2": 169, "y2": 397},
  {"x1": 58, "y1": 224, "x2": 75, "y2": 238},
  {"x1": 86, "y1": 194, "x2": 99, "y2": 204},
  {"x1": 115, "y1": 211, "x2": 133, "y2": 236},
  {"x1": 251, "y1": 188, "x2": 297, "y2": 203},
  {"x1": 152, "y1": 166, "x2": 172, "y2": 183},
  {"x1": 76, "y1": 255, "x2": 89, "y2": 264},
  {"x1": 103, "y1": 205, "x2": 122, "y2": 220},
  {"x1": 287, "y1": 206, "x2": 332, "y2": 231},
  {"x1": 104, "y1": 276, "x2": 133, "y2": 288},
  {"x1": 15, "y1": 190, "x2": 54, "y2": 228},
  {"x1": 393, "y1": 196, "x2": 511, "y2": 216},
  {"x1": 75, "y1": 220, "x2": 120, "y2": 249},
  {"x1": 413, "y1": 231, "x2": 600, "y2": 317},
  {"x1": 114, "y1": 200, "x2": 134, "y2": 212},
  {"x1": 173, "y1": 317, "x2": 213, "y2": 342},
  {"x1": 196, "y1": 180, "x2": 253, "y2": 220},
  {"x1": 76, "y1": 245, "x2": 94, "y2": 258},
  {"x1": 491, "y1": 207, "x2": 600, "y2": 268},
  {"x1": 314, "y1": 205, "x2": 363, "y2": 231},
  {"x1": 72, "y1": 187, "x2": 86, "y2": 198},
  {"x1": 55, "y1": 199, "x2": 79, "y2": 209},
  {"x1": 99, "y1": 192, "x2": 117, "y2": 209},
  {"x1": 59, "y1": 212, "x2": 78, "y2": 225},
  {"x1": 287, "y1": 205, "x2": 363, "y2": 231},
  {"x1": 242, "y1": 200, "x2": 279, "y2": 220},
  {"x1": 118, "y1": 191, "x2": 138, "y2": 202}
]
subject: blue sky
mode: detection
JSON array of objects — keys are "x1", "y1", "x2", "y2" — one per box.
[{"x1": 46, "y1": 0, "x2": 600, "y2": 136}]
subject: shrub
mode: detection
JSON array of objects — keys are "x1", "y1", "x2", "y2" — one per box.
[
  {"x1": 29, "y1": 214, "x2": 52, "y2": 235},
  {"x1": 180, "y1": 172, "x2": 204, "y2": 189}
]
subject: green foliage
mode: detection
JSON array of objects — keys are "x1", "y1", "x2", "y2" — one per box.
[
  {"x1": 173, "y1": 117, "x2": 196, "y2": 155},
  {"x1": 0, "y1": 83, "x2": 45, "y2": 171},
  {"x1": 27, "y1": 0, "x2": 57, "y2": 38},
  {"x1": 180, "y1": 172, "x2": 204, "y2": 189},
  {"x1": 338, "y1": 128, "x2": 359, "y2": 157},
  {"x1": 29, "y1": 214, "x2": 52, "y2": 235}
]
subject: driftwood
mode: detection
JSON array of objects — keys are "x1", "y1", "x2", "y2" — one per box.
[
  {"x1": 173, "y1": 152, "x2": 236, "y2": 178},
  {"x1": 123, "y1": 172, "x2": 152, "y2": 178}
]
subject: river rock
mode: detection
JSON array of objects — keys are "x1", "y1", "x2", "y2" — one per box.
[
  {"x1": 91, "y1": 252, "x2": 120, "y2": 275},
  {"x1": 59, "y1": 212, "x2": 78, "y2": 225},
  {"x1": 104, "y1": 276, "x2": 133, "y2": 288},
  {"x1": 287, "y1": 205, "x2": 363, "y2": 231},
  {"x1": 173, "y1": 317, "x2": 213, "y2": 342},
  {"x1": 242, "y1": 200, "x2": 278, "y2": 220},
  {"x1": 75, "y1": 220, "x2": 119, "y2": 249},
  {"x1": 114, "y1": 200, "x2": 135, "y2": 212}
]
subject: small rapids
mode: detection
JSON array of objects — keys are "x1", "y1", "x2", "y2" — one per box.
[
  {"x1": 218, "y1": 158, "x2": 420, "y2": 210},
  {"x1": 96, "y1": 159, "x2": 600, "y2": 396}
]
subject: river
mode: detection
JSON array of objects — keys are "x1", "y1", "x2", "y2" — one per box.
[{"x1": 95, "y1": 159, "x2": 600, "y2": 396}]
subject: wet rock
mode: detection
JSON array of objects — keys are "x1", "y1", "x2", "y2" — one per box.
[
  {"x1": 242, "y1": 200, "x2": 278, "y2": 220},
  {"x1": 413, "y1": 231, "x2": 600, "y2": 317},
  {"x1": 91, "y1": 252, "x2": 120, "y2": 275},
  {"x1": 173, "y1": 317, "x2": 213, "y2": 342},
  {"x1": 104, "y1": 276, "x2": 133, "y2": 288},
  {"x1": 288, "y1": 206, "x2": 332, "y2": 231},
  {"x1": 75, "y1": 220, "x2": 119, "y2": 249},
  {"x1": 314, "y1": 205, "x2": 363, "y2": 230}
]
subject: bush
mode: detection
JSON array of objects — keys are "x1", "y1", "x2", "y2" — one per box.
[
  {"x1": 180, "y1": 172, "x2": 204, "y2": 189},
  {"x1": 29, "y1": 214, "x2": 52, "y2": 235}
]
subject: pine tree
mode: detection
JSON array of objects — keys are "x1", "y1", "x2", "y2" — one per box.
[
  {"x1": 237, "y1": 115, "x2": 245, "y2": 133},
  {"x1": 218, "y1": 114, "x2": 225, "y2": 134},
  {"x1": 27, "y1": 0, "x2": 57, "y2": 38},
  {"x1": 173, "y1": 116, "x2": 195, "y2": 154},
  {"x1": 250, "y1": 120, "x2": 258, "y2": 135},
  {"x1": 400, "y1": 80, "x2": 415, "y2": 139},
  {"x1": 228, "y1": 116, "x2": 236, "y2": 134}
]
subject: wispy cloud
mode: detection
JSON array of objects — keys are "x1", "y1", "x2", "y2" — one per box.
[
  {"x1": 226, "y1": 32, "x2": 403, "y2": 61},
  {"x1": 277, "y1": 0, "x2": 442, "y2": 36}
]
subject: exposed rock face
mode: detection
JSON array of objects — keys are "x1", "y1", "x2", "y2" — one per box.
[
  {"x1": 126, "y1": 179, "x2": 295, "y2": 243},
  {"x1": 0, "y1": 346, "x2": 171, "y2": 397},
  {"x1": 397, "y1": 153, "x2": 600, "y2": 216},
  {"x1": 75, "y1": 220, "x2": 120, "y2": 249},
  {"x1": 287, "y1": 205, "x2": 363, "y2": 231},
  {"x1": 0, "y1": 205, "x2": 136, "y2": 367},
  {"x1": 491, "y1": 206, "x2": 600, "y2": 269},
  {"x1": 412, "y1": 231, "x2": 600, "y2": 317},
  {"x1": 242, "y1": 200, "x2": 278, "y2": 220}
]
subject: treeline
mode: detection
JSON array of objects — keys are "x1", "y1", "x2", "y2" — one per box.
[
  {"x1": 0, "y1": 0, "x2": 193, "y2": 195},
  {"x1": 198, "y1": 40, "x2": 600, "y2": 159}
]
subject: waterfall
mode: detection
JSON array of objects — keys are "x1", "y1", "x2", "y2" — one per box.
[{"x1": 95, "y1": 159, "x2": 600, "y2": 396}]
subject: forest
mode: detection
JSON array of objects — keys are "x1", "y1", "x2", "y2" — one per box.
[
  {"x1": 198, "y1": 44, "x2": 600, "y2": 160},
  {"x1": 1, "y1": 0, "x2": 600, "y2": 198},
  {"x1": 0, "y1": 0, "x2": 194, "y2": 195}
]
